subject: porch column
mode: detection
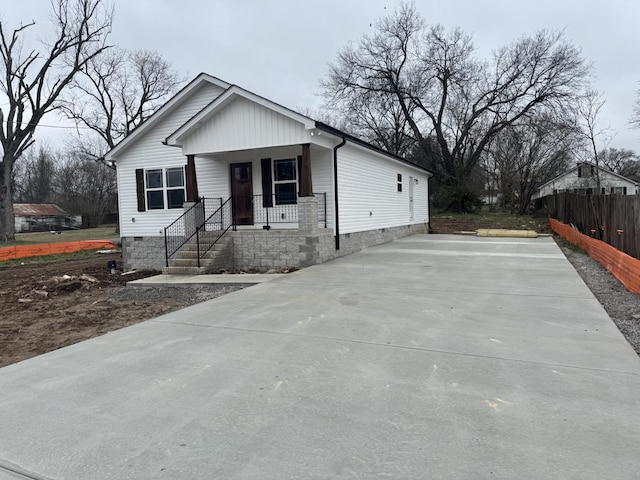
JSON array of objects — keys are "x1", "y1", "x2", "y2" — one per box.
[
  {"x1": 185, "y1": 154, "x2": 199, "y2": 202},
  {"x1": 299, "y1": 143, "x2": 313, "y2": 197}
]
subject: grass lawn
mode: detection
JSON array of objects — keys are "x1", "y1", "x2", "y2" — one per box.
[{"x1": 6, "y1": 225, "x2": 119, "y2": 247}]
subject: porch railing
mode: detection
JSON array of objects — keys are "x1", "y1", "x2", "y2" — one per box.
[
  {"x1": 231, "y1": 193, "x2": 327, "y2": 229},
  {"x1": 164, "y1": 193, "x2": 327, "y2": 267},
  {"x1": 164, "y1": 199, "x2": 204, "y2": 267},
  {"x1": 197, "y1": 196, "x2": 234, "y2": 261},
  {"x1": 164, "y1": 197, "x2": 234, "y2": 268}
]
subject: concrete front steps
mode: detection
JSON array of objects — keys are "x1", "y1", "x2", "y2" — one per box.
[{"x1": 162, "y1": 233, "x2": 233, "y2": 275}]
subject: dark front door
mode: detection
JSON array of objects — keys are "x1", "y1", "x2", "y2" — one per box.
[{"x1": 230, "y1": 162, "x2": 254, "y2": 225}]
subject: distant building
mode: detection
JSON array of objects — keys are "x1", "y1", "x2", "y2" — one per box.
[
  {"x1": 13, "y1": 204, "x2": 80, "y2": 232},
  {"x1": 533, "y1": 162, "x2": 639, "y2": 199}
]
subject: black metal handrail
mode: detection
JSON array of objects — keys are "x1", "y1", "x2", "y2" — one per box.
[
  {"x1": 228, "y1": 193, "x2": 327, "y2": 228},
  {"x1": 195, "y1": 197, "x2": 234, "y2": 264},
  {"x1": 164, "y1": 198, "x2": 205, "y2": 267},
  {"x1": 164, "y1": 193, "x2": 328, "y2": 268}
]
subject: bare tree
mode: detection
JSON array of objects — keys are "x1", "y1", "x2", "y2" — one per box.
[
  {"x1": 59, "y1": 47, "x2": 184, "y2": 162},
  {"x1": 599, "y1": 147, "x2": 640, "y2": 181},
  {"x1": 485, "y1": 113, "x2": 577, "y2": 214},
  {"x1": 322, "y1": 3, "x2": 590, "y2": 211},
  {"x1": 56, "y1": 150, "x2": 116, "y2": 227},
  {"x1": 0, "y1": 0, "x2": 112, "y2": 241},
  {"x1": 630, "y1": 83, "x2": 640, "y2": 131},
  {"x1": 575, "y1": 89, "x2": 611, "y2": 189},
  {"x1": 13, "y1": 143, "x2": 59, "y2": 203}
]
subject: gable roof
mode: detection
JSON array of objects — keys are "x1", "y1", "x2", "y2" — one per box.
[
  {"x1": 537, "y1": 161, "x2": 639, "y2": 191},
  {"x1": 105, "y1": 73, "x2": 230, "y2": 161},
  {"x1": 14, "y1": 204, "x2": 68, "y2": 217},
  {"x1": 165, "y1": 85, "x2": 315, "y2": 146},
  {"x1": 108, "y1": 71, "x2": 432, "y2": 176},
  {"x1": 165, "y1": 82, "x2": 432, "y2": 175}
]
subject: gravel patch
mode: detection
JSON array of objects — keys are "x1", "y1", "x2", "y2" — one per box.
[
  {"x1": 558, "y1": 238, "x2": 640, "y2": 356},
  {"x1": 113, "y1": 285, "x2": 244, "y2": 306}
]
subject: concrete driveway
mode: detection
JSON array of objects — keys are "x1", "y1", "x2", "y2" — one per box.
[{"x1": 1, "y1": 234, "x2": 639, "y2": 479}]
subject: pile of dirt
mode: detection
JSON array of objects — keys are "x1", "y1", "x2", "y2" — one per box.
[
  {"x1": 0, "y1": 255, "x2": 241, "y2": 368},
  {"x1": 430, "y1": 214, "x2": 551, "y2": 235}
]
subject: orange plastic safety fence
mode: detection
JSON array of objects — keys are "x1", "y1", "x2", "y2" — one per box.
[
  {"x1": 550, "y1": 218, "x2": 640, "y2": 294},
  {"x1": 0, "y1": 240, "x2": 118, "y2": 262}
]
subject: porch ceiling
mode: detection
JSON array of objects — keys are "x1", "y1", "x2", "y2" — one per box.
[{"x1": 197, "y1": 142, "x2": 332, "y2": 162}]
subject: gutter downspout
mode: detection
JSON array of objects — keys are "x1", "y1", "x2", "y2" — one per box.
[{"x1": 333, "y1": 137, "x2": 347, "y2": 250}]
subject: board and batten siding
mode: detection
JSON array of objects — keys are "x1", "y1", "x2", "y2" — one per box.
[
  {"x1": 181, "y1": 97, "x2": 310, "y2": 155},
  {"x1": 337, "y1": 143, "x2": 429, "y2": 234},
  {"x1": 117, "y1": 83, "x2": 226, "y2": 237}
]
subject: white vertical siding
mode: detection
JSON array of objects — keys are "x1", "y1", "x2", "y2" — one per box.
[
  {"x1": 337, "y1": 143, "x2": 430, "y2": 234},
  {"x1": 116, "y1": 83, "x2": 226, "y2": 237},
  {"x1": 182, "y1": 97, "x2": 310, "y2": 154}
]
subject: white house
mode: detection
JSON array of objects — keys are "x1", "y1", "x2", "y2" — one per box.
[
  {"x1": 105, "y1": 73, "x2": 432, "y2": 273},
  {"x1": 533, "y1": 162, "x2": 639, "y2": 199}
]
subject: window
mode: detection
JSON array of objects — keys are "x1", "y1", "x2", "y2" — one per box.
[
  {"x1": 578, "y1": 164, "x2": 595, "y2": 178},
  {"x1": 146, "y1": 169, "x2": 164, "y2": 209},
  {"x1": 397, "y1": 173, "x2": 403, "y2": 192},
  {"x1": 273, "y1": 158, "x2": 297, "y2": 205},
  {"x1": 166, "y1": 167, "x2": 186, "y2": 208},
  {"x1": 145, "y1": 167, "x2": 185, "y2": 210}
]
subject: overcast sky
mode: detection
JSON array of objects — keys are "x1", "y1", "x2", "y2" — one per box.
[{"x1": 3, "y1": 0, "x2": 640, "y2": 153}]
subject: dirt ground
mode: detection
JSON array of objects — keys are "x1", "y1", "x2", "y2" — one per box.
[
  {"x1": 0, "y1": 255, "x2": 239, "y2": 368},
  {"x1": 429, "y1": 213, "x2": 552, "y2": 235},
  {"x1": 2, "y1": 216, "x2": 638, "y2": 368}
]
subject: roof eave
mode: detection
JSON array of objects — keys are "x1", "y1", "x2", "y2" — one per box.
[
  {"x1": 314, "y1": 122, "x2": 433, "y2": 176},
  {"x1": 105, "y1": 73, "x2": 231, "y2": 161}
]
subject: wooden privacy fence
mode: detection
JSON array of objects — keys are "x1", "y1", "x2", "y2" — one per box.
[
  {"x1": 0, "y1": 240, "x2": 117, "y2": 262},
  {"x1": 540, "y1": 193, "x2": 640, "y2": 259},
  {"x1": 549, "y1": 219, "x2": 640, "y2": 294}
]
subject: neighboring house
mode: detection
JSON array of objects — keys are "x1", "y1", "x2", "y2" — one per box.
[
  {"x1": 105, "y1": 73, "x2": 432, "y2": 273},
  {"x1": 533, "y1": 162, "x2": 639, "y2": 199},
  {"x1": 13, "y1": 204, "x2": 79, "y2": 232}
]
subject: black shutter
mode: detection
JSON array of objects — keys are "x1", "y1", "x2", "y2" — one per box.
[
  {"x1": 135, "y1": 168, "x2": 146, "y2": 212},
  {"x1": 261, "y1": 158, "x2": 273, "y2": 207}
]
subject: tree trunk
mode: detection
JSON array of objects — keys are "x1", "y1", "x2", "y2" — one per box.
[{"x1": 0, "y1": 155, "x2": 16, "y2": 242}]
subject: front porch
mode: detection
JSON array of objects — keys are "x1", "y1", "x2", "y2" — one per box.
[{"x1": 163, "y1": 193, "x2": 331, "y2": 274}]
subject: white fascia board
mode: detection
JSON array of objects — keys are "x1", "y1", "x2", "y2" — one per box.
[
  {"x1": 317, "y1": 128, "x2": 432, "y2": 177},
  {"x1": 105, "y1": 73, "x2": 230, "y2": 161},
  {"x1": 165, "y1": 85, "x2": 316, "y2": 147}
]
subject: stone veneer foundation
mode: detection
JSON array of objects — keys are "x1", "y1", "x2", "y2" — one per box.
[{"x1": 121, "y1": 197, "x2": 429, "y2": 272}]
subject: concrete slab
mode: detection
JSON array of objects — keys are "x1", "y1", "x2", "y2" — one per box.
[
  {"x1": 1, "y1": 234, "x2": 639, "y2": 479},
  {"x1": 127, "y1": 273, "x2": 287, "y2": 287}
]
